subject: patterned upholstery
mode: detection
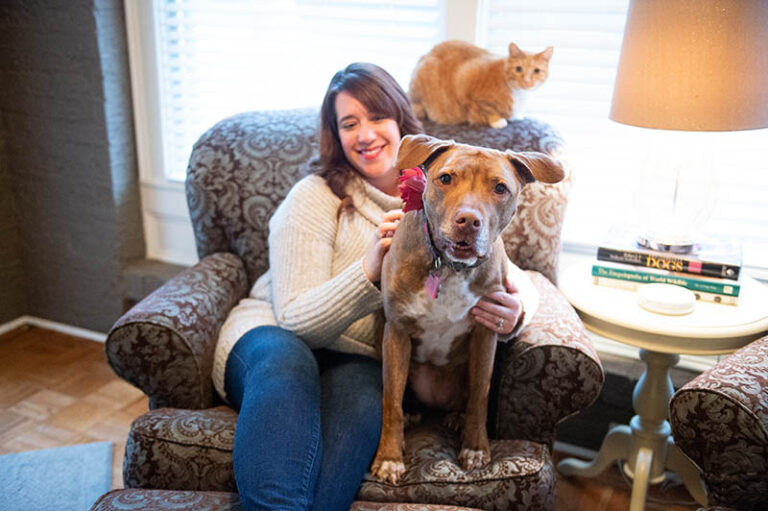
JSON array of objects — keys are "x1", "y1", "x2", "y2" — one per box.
[
  {"x1": 358, "y1": 423, "x2": 555, "y2": 511},
  {"x1": 670, "y1": 335, "x2": 768, "y2": 511},
  {"x1": 107, "y1": 252, "x2": 249, "y2": 409},
  {"x1": 123, "y1": 407, "x2": 238, "y2": 491},
  {"x1": 104, "y1": 109, "x2": 603, "y2": 511},
  {"x1": 90, "y1": 489, "x2": 484, "y2": 511},
  {"x1": 91, "y1": 489, "x2": 242, "y2": 511},
  {"x1": 351, "y1": 503, "x2": 483, "y2": 511},
  {"x1": 495, "y1": 273, "x2": 602, "y2": 445}
]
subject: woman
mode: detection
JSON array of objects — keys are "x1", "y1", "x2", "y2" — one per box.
[{"x1": 213, "y1": 63, "x2": 527, "y2": 511}]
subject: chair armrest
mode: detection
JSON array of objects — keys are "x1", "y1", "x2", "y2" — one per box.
[
  {"x1": 493, "y1": 272, "x2": 604, "y2": 446},
  {"x1": 106, "y1": 252, "x2": 249, "y2": 409},
  {"x1": 669, "y1": 335, "x2": 768, "y2": 509}
]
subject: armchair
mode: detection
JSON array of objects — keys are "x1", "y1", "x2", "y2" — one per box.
[
  {"x1": 94, "y1": 109, "x2": 604, "y2": 511},
  {"x1": 670, "y1": 334, "x2": 768, "y2": 511}
]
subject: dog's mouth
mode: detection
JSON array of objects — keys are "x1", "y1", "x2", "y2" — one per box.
[
  {"x1": 438, "y1": 237, "x2": 486, "y2": 263},
  {"x1": 450, "y1": 240, "x2": 476, "y2": 258}
]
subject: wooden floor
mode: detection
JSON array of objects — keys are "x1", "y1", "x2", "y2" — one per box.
[
  {"x1": 0, "y1": 326, "x2": 700, "y2": 510},
  {"x1": 0, "y1": 325, "x2": 148, "y2": 490}
]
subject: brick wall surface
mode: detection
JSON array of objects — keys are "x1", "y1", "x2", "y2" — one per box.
[
  {"x1": 0, "y1": 0, "x2": 143, "y2": 331},
  {"x1": 0, "y1": 109, "x2": 26, "y2": 324}
]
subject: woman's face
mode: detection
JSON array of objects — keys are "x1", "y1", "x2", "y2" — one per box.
[{"x1": 335, "y1": 91, "x2": 401, "y2": 192}]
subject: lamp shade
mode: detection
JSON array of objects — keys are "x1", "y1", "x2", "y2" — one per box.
[{"x1": 610, "y1": 0, "x2": 768, "y2": 131}]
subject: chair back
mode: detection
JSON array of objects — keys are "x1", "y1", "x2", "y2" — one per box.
[{"x1": 186, "y1": 109, "x2": 571, "y2": 285}]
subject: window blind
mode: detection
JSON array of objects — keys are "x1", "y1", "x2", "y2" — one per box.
[
  {"x1": 154, "y1": 0, "x2": 441, "y2": 182},
  {"x1": 485, "y1": 0, "x2": 768, "y2": 272}
]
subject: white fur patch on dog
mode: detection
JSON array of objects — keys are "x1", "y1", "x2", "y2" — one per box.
[{"x1": 405, "y1": 273, "x2": 480, "y2": 366}]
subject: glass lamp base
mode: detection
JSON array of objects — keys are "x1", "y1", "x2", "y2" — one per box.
[{"x1": 636, "y1": 233, "x2": 697, "y2": 254}]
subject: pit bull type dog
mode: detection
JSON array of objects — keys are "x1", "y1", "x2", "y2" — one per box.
[{"x1": 370, "y1": 134, "x2": 565, "y2": 484}]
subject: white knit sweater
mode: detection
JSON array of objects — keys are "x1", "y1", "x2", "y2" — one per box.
[
  {"x1": 212, "y1": 173, "x2": 539, "y2": 401},
  {"x1": 213, "y1": 173, "x2": 402, "y2": 399}
]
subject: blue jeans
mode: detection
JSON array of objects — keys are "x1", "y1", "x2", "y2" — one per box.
[{"x1": 225, "y1": 326, "x2": 382, "y2": 511}]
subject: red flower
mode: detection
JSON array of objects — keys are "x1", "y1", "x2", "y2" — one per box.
[{"x1": 398, "y1": 167, "x2": 426, "y2": 212}]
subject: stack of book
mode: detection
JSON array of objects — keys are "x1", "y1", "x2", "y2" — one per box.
[{"x1": 592, "y1": 227, "x2": 743, "y2": 306}]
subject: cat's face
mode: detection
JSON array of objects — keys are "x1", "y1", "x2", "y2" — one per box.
[{"x1": 504, "y1": 43, "x2": 553, "y2": 90}]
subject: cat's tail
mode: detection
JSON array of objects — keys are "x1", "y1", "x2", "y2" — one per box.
[
  {"x1": 411, "y1": 101, "x2": 428, "y2": 120},
  {"x1": 408, "y1": 79, "x2": 427, "y2": 120}
]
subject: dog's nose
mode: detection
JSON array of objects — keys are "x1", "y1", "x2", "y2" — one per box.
[{"x1": 454, "y1": 209, "x2": 481, "y2": 231}]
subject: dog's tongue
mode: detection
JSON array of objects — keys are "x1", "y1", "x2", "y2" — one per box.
[{"x1": 398, "y1": 167, "x2": 425, "y2": 213}]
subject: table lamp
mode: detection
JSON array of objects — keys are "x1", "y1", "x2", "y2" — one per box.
[{"x1": 610, "y1": 0, "x2": 768, "y2": 253}]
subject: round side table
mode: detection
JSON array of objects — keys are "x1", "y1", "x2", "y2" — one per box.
[{"x1": 556, "y1": 260, "x2": 768, "y2": 511}]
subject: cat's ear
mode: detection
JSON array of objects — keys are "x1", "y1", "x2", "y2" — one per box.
[
  {"x1": 538, "y1": 46, "x2": 554, "y2": 62},
  {"x1": 506, "y1": 150, "x2": 565, "y2": 185},
  {"x1": 396, "y1": 134, "x2": 454, "y2": 171},
  {"x1": 508, "y1": 42, "x2": 525, "y2": 59}
]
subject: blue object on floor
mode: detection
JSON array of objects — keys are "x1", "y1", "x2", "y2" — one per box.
[{"x1": 0, "y1": 441, "x2": 112, "y2": 511}]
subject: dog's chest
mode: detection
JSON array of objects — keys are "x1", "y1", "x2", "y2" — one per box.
[{"x1": 403, "y1": 273, "x2": 480, "y2": 366}]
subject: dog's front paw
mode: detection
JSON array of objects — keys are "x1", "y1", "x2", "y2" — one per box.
[
  {"x1": 371, "y1": 455, "x2": 406, "y2": 485},
  {"x1": 458, "y1": 447, "x2": 490, "y2": 472}
]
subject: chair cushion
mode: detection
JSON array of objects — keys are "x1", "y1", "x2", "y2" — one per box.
[
  {"x1": 90, "y1": 489, "x2": 241, "y2": 510},
  {"x1": 124, "y1": 407, "x2": 237, "y2": 491},
  {"x1": 124, "y1": 409, "x2": 553, "y2": 510},
  {"x1": 358, "y1": 422, "x2": 555, "y2": 511},
  {"x1": 90, "y1": 490, "x2": 483, "y2": 511},
  {"x1": 351, "y1": 502, "x2": 484, "y2": 511}
]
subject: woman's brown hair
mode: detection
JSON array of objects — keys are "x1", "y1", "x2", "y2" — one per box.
[{"x1": 313, "y1": 63, "x2": 423, "y2": 214}]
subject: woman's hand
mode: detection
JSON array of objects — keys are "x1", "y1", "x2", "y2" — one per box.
[
  {"x1": 471, "y1": 276, "x2": 523, "y2": 335},
  {"x1": 362, "y1": 209, "x2": 404, "y2": 283}
]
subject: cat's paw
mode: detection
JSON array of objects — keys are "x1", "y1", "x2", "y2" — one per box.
[{"x1": 489, "y1": 118, "x2": 508, "y2": 129}]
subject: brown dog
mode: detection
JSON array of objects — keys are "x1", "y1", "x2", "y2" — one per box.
[{"x1": 370, "y1": 134, "x2": 565, "y2": 484}]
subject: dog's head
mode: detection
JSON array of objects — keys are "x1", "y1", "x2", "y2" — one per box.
[{"x1": 396, "y1": 134, "x2": 564, "y2": 267}]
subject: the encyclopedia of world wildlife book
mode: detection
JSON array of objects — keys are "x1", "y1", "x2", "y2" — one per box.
[
  {"x1": 592, "y1": 262, "x2": 741, "y2": 298},
  {"x1": 596, "y1": 226, "x2": 742, "y2": 281}
]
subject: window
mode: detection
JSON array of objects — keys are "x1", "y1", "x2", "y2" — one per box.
[
  {"x1": 155, "y1": 0, "x2": 442, "y2": 182},
  {"x1": 126, "y1": 0, "x2": 444, "y2": 264},
  {"x1": 484, "y1": 0, "x2": 768, "y2": 276},
  {"x1": 127, "y1": 0, "x2": 768, "y2": 277}
]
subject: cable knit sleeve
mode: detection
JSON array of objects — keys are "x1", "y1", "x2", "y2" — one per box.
[{"x1": 267, "y1": 176, "x2": 384, "y2": 348}]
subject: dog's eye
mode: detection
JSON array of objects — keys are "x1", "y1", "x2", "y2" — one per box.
[
  {"x1": 515, "y1": 66, "x2": 523, "y2": 73},
  {"x1": 494, "y1": 183, "x2": 509, "y2": 195},
  {"x1": 439, "y1": 174, "x2": 452, "y2": 185}
]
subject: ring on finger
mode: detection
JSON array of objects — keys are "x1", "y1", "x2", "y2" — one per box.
[{"x1": 497, "y1": 317, "x2": 504, "y2": 331}]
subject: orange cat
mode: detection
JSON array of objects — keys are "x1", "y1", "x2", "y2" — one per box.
[{"x1": 409, "y1": 41, "x2": 553, "y2": 128}]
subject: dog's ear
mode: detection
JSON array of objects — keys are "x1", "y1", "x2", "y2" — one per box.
[
  {"x1": 396, "y1": 134, "x2": 454, "y2": 171},
  {"x1": 506, "y1": 151, "x2": 565, "y2": 185}
]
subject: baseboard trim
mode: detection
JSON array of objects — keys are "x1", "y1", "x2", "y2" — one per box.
[
  {"x1": 0, "y1": 316, "x2": 107, "y2": 343},
  {"x1": 554, "y1": 440, "x2": 598, "y2": 460}
]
